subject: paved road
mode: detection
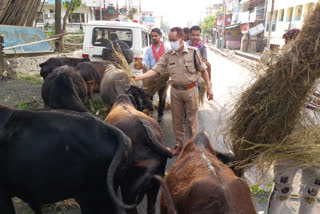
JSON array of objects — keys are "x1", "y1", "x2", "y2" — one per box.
[{"x1": 14, "y1": 48, "x2": 320, "y2": 213}]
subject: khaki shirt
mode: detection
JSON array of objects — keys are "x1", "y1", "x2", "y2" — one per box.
[{"x1": 152, "y1": 45, "x2": 207, "y2": 86}]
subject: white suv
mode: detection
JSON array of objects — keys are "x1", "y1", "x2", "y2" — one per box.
[{"x1": 82, "y1": 20, "x2": 151, "y2": 73}]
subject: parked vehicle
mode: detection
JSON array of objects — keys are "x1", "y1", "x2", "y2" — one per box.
[{"x1": 82, "y1": 21, "x2": 151, "y2": 73}]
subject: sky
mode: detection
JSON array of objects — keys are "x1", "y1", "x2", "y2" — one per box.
[
  {"x1": 140, "y1": 0, "x2": 215, "y2": 27},
  {"x1": 48, "y1": 0, "x2": 219, "y2": 27}
]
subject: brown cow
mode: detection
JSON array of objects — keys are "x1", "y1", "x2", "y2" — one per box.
[
  {"x1": 161, "y1": 131, "x2": 256, "y2": 214},
  {"x1": 76, "y1": 61, "x2": 110, "y2": 99},
  {"x1": 106, "y1": 94, "x2": 172, "y2": 214}
]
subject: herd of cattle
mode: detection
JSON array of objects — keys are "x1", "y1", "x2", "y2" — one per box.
[{"x1": 0, "y1": 56, "x2": 257, "y2": 214}]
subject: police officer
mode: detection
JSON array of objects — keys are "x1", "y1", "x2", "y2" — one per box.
[{"x1": 132, "y1": 27, "x2": 213, "y2": 156}]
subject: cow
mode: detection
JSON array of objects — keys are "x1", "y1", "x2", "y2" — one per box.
[
  {"x1": 100, "y1": 64, "x2": 153, "y2": 112},
  {"x1": 105, "y1": 94, "x2": 172, "y2": 214},
  {"x1": 41, "y1": 65, "x2": 88, "y2": 112},
  {"x1": 0, "y1": 104, "x2": 137, "y2": 214},
  {"x1": 39, "y1": 57, "x2": 90, "y2": 80},
  {"x1": 160, "y1": 131, "x2": 256, "y2": 214},
  {"x1": 76, "y1": 61, "x2": 110, "y2": 99}
]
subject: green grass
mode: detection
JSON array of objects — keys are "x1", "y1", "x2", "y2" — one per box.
[
  {"x1": 250, "y1": 179, "x2": 274, "y2": 203},
  {"x1": 17, "y1": 73, "x2": 43, "y2": 85}
]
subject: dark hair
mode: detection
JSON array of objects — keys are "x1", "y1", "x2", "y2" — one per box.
[
  {"x1": 190, "y1": 25, "x2": 202, "y2": 33},
  {"x1": 170, "y1": 27, "x2": 184, "y2": 40},
  {"x1": 183, "y1": 27, "x2": 190, "y2": 35},
  {"x1": 151, "y1": 28, "x2": 162, "y2": 36}
]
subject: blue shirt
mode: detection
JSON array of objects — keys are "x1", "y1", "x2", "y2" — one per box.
[{"x1": 142, "y1": 43, "x2": 171, "y2": 70}]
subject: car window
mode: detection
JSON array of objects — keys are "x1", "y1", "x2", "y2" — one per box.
[
  {"x1": 92, "y1": 27, "x2": 133, "y2": 47},
  {"x1": 142, "y1": 31, "x2": 149, "y2": 48}
]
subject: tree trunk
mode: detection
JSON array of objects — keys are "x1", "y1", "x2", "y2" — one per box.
[
  {"x1": 55, "y1": 0, "x2": 62, "y2": 51},
  {"x1": 26, "y1": 0, "x2": 41, "y2": 26},
  {"x1": 60, "y1": 0, "x2": 75, "y2": 52}
]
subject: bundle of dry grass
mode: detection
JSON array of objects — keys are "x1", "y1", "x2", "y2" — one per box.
[
  {"x1": 228, "y1": 2, "x2": 320, "y2": 176},
  {"x1": 104, "y1": 42, "x2": 137, "y2": 85},
  {"x1": 140, "y1": 64, "x2": 169, "y2": 97},
  {"x1": 199, "y1": 78, "x2": 206, "y2": 104}
]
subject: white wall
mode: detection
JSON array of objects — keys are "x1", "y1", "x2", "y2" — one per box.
[{"x1": 264, "y1": 0, "x2": 317, "y2": 46}]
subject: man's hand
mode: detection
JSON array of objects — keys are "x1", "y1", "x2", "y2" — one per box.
[
  {"x1": 130, "y1": 74, "x2": 141, "y2": 81},
  {"x1": 207, "y1": 87, "x2": 213, "y2": 101}
]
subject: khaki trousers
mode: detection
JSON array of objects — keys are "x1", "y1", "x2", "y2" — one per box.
[{"x1": 170, "y1": 86, "x2": 198, "y2": 147}]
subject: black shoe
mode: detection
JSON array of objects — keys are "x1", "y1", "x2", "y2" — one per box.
[{"x1": 157, "y1": 114, "x2": 163, "y2": 123}]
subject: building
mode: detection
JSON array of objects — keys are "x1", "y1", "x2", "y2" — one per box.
[
  {"x1": 264, "y1": 0, "x2": 317, "y2": 47},
  {"x1": 35, "y1": 0, "x2": 122, "y2": 32},
  {"x1": 35, "y1": 0, "x2": 96, "y2": 32}
]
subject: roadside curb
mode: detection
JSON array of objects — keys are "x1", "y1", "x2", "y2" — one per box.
[
  {"x1": 234, "y1": 50, "x2": 261, "y2": 61},
  {"x1": 208, "y1": 45, "x2": 228, "y2": 57}
]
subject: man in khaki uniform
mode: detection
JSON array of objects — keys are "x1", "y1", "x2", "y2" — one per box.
[{"x1": 132, "y1": 27, "x2": 213, "y2": 156}]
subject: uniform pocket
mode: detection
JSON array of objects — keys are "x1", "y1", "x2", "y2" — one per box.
[
  {"x1": 185, "y1": 61, "x2": 197, "y2": 74},
  {"x1": 168, "y1": 62, "x2": 177, "y2": 77}
]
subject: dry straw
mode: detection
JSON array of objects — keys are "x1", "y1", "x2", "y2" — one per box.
[
  {"x1": 228, "y1": 2, "x2": 320, "y2": 177},
  {"x1": 104, "y1": 41, "x2": 137, "y2": 85}
]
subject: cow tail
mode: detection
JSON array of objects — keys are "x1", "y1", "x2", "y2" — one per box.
[
  {"x1": 106, "y1": 127, "x2": 137, "y2": 209},
  {"x1": 153, "y1": 175, "x2": 177, "y2": 214}
]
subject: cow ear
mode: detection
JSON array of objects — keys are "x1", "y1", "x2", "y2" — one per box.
[
  {"x1": 128, "y1": 94, "x2": 137, "y2": 108},
  {"x1": 216, "y1": 151, "x2": 235, "y2": 165},
  {"x1": 39, "y1": 62, "x2": 46, "y2": 67},
  {"x1": 193, "y1": 131, "x2": 210, "y2": 147},
  {"x1": 0, "y1": 107, "x2": 13, "y2": 129},
  {"x1": 138, "y1": 119, "x2": 173, "y2": 158}
]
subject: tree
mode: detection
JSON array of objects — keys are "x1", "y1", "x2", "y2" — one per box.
[
  {"x1": 200, "y1": 8, "x2": 223, "y2": 36},
  {"x1": 63, "y1": 0, "x2": 85, "y2": 26},
  {"x1": 127, "y1": 8, "x2": 137, "y2": 20},
  {"x1": 0, "y1": 0, "x2": 41, "y2": 26},
  {"x1": 200, "y1": 15, "x2": 217, "y2": 36}
]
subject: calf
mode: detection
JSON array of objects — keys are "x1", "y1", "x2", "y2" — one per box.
[
  {"x1": 106, "y1": 94, "x2": 172, "y2": 214},
  {"x1": 41, "y1": 65, "x2": 88, "y2": 112},
  {"x1": 39, "y1": 57, "x2": 90, "y2": 79},
  {"x1": 76, "y1": 61, "x2": 110, "y2": 99},
  {"x1": 161, "y1": 131, "x2": 256, "y2": 214},
  {"x1": 0, "y1": 105, "x2": 135, "y2": 214}
]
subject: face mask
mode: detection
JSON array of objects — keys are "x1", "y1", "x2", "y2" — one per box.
[{"x1": 170, "y1": 39, "x2": 181, "y2": 51}]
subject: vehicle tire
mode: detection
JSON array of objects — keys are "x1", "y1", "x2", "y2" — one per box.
[{"x1": 102, "y1": 41, "x2": 133, "y2": 64}]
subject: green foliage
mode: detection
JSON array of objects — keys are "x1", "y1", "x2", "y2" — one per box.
[
  {"x1": 63, "y1": 0, "x2": 86, "y2": 22},
  {"x1": 18, "y1": 73, "x2": 43, "y2": 85},
  {"x1": 127, "y1": 8, "x2": 138, "y2": 20},
  {"x1": 18, "y1": 103, "x2": 27, "y2": 110},
  {"x1": 201, "y1": 8, "x2": 223, "y2": 36},
  {"x1": 250, "y1": 179, "x2": 274, "y2": 204},
  {"x1": 201, "y1": 15, "x2": 217, "y2": 35}
]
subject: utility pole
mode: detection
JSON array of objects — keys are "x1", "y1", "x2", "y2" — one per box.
[
  {"x1": 100, "y1": 0, "x2": 103, "y2": 20},
  {"x1": 139, "y1": 0, "x2": 141, "y2": 22},
  {"x1": 221, "y1": 0, "x2": 226, "y2": 49},
  {"x1": 55, "y1": 0, "x2": 61, "y2": 51},
  {"x1": 267, "y1": 0, "x2": 275, "y2": 49}
]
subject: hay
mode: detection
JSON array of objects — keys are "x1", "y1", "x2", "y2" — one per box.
[
  {"x1": 228, "y1": 2, "x2": 320, "y2": 176},
  {"x1": 199, "y1": 78, "x2": 206, "y2": 105},
  {"x1": 251, "y1": 126, "x2": 320, "y2": 170},
  {"x1": 104, "y1": 42, "x2": 137, "y2": 85},
  {"x1": 141, "y1": 64, "x2": 169, "y2": 97}
]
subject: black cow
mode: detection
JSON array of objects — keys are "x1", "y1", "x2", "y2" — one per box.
[
  {"x1": 106, "y1": 94, "x2": 172, "y2": 214},
  {"x1": 39, "y1": 57, "x2": 90, "y2": 79},
  {"x1": 41, "y1": 65, "x2": 88, "y2": 112},
  {"x1": 0, "y1": 105, "x2": 135, "y2": 214},
  {"x1": 126, "y1": 85, "x2": 153, "y2": 112}
]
